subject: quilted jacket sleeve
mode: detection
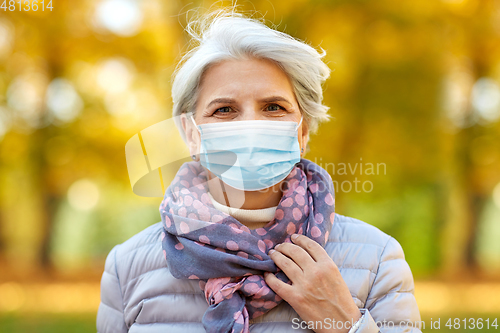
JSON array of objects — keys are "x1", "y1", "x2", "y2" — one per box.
[
  {"x1": 355, "y1": 237, "x2": 422, "y2": 333},
  {"x1": 96, "y1": 245, "x2": 128, "y2": 333}
]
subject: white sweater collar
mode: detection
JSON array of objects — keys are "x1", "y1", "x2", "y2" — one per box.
[{"x1": 207, "y1": 192, "x2": 277, "y2": 224}]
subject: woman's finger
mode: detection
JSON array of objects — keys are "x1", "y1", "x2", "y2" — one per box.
[
  {"x1": 268, "y1": 249, "x2": 303, "y2": 281},
  {"x1": 273, "y1": 242, "x2": 315, "y2": 271},
  {"x1": 263, "y1": 271, "x2": 293, "y2": 302},
  {"x1": 290, "y1": 234, "x2": 330, "y2": 263}
]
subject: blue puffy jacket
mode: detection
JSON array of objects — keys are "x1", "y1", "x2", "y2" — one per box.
[{"x1": 97, "y1": 214, "x2": 422, "y2": 332}]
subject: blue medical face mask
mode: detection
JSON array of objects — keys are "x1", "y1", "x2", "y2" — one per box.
[{"x1": 190, "y1": 114, "x2": 303, "y2": 191}]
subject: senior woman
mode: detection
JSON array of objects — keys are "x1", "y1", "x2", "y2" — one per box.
[{"x1": 97, "y1": 10, "x2": 421, "y2": 333}]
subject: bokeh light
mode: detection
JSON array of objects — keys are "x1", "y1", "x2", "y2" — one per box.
[
  {"x1": 96, "y1": 57, "x2": 135, "y2": 94},
  {"x1": 93, "y1": 0, "x2": 143, "y2": 37},
  {"x1": 471, "y1": 77, "x2": 500, "y2": 123},
  {"x1": 46, "y1": 78, "x2": 84, "y2": 124},
  {"x1": 6, "y1": 73, "x2": 48, "y2": 129},
  {"x1": 0, "y1": 18, "x2": 14, "y2": 60},
  {"x1": 67, "y1": 179, "x2": 100, "y2": 212}
]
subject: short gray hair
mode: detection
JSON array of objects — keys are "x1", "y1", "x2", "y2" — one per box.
[{"x1": 172, "y1": 9, "x2": 331, "y2": 143}]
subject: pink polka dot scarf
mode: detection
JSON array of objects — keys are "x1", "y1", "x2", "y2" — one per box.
[{"x1": 160, "y1": 158, "x2": 335, "y2": 333}]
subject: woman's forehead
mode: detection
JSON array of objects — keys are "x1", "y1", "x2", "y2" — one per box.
[{"x1": 197, "y1": 58, "x2": 296, "y2": 103}]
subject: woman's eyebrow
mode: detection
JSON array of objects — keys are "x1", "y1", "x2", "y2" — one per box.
[
  {"x1": 206, "y1": 96, "x2": 293, "y2": 109},
  {"x1": 206, "y1": 98, "x2": 236, "y2": 108},
  {"x1": 259, "y1": 96, "x2": 292, "y2": 106}
]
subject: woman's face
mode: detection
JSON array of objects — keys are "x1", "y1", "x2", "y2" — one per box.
[{"x1": 183, "y1": 57, "x2": 309, "y2": 158}]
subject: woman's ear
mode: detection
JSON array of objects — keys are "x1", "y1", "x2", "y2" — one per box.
[{"x1": 180, "y1": 113, "x2": 200, "y2": 161}]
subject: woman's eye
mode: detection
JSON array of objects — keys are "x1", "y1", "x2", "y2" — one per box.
[
  {"x1": 214, "y1": 106, "x2": 232, "y2": 114},
  {"x1": 266, "y1": 104, "x2": 284, "y2": 111}
]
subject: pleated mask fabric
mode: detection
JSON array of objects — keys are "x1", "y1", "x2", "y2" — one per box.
[{"x1": 191, "y1": 116, "x2": 303, "y2": 191}]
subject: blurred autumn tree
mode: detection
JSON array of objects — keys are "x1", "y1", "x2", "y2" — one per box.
[{"x1": 0, "y1": 0, "x2": 499, "y2": 281}]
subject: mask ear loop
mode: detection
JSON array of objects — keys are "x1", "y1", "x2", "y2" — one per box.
[
  {"x1": 189, "y1": 113, "x2": 201, "y2": 134},
  {"x1": 296, "y1": 115, "x2": 305, "y2": 155},
  {"x1": 295, "y1": 115, "x2": 304, "y2": 131}
]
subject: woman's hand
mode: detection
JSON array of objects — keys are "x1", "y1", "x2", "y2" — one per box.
[{"x1": 264, "y1": 234, "x2": 361, "y2": 333}]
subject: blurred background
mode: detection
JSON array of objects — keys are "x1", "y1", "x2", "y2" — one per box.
[{"x1": 0, "y1": 0, "x2": 500, "y2": 331}]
